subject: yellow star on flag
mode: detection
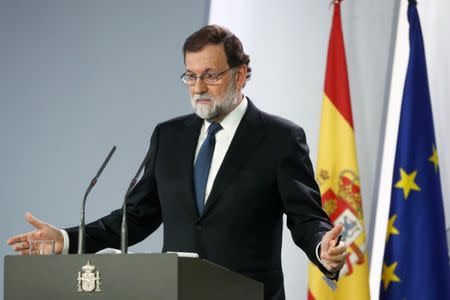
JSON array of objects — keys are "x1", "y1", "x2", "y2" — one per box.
[
  {"x1": 381, "y1": 261, "x2": 401, "y2": 291},
  {"x1": 394, "y1": 168, "x2": 421, "y2": 200},
  {"x1": 428, "y1": 144, "x2": 439, "y2": 172},
  {"x1": 386, "y1": 214, "x2": 400, "y2": 241}
]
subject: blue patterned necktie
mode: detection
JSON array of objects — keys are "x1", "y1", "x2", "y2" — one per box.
[{"x1": 193, "y1": 123, "x2": 223, "y2": 214}]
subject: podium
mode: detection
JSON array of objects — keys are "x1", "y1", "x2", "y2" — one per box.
[{"x1": 4, "y1": 253, "x2": 263, "y2": 300}]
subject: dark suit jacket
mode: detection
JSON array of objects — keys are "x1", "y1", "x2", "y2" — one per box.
[{"x1": 66, "y1": 99, "x2": 333, "y2": 300}]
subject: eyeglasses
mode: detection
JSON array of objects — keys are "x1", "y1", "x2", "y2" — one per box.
[{"x1": 180, "y1": 68, "x2": 233, "y2": 85}]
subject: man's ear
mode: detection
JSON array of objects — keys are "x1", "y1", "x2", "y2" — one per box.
[{"x1": 235, "y1": 65, "x2": 248, "y2": 89}]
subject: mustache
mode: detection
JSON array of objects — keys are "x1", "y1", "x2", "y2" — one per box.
[{"x1": 192, "y1": 93, "x2": 213, "y2": 101}]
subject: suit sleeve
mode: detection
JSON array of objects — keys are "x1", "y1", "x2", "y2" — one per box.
[
  {"x1": 65, "y1": 124, "x2": 163, "y2": 253},
  {"x1": 277, "y1": 126, "x2": 335, "y2": 277}
]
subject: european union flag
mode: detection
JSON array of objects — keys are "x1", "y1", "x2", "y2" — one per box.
[{"x1": 380, "y1": 1, "x2": 450, "y2": 299}]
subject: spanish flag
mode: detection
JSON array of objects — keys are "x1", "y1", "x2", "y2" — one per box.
[{"x1": 307, "y1": 1, "x2": 370, "y2": 299}]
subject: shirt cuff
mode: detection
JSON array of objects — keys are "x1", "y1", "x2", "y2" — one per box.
[
  {"x1": 60, "y1": 229, "x2": 70, "y2": 254},
  {"x1": 316, "y1": 241, "x2": 323, "y2": 265},
  {"x1": 316, "y1": 241, "x2": 336, "y2": 279}
]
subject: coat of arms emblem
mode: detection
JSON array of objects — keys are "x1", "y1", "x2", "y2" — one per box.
[
  {"x1": 319, "y1": 169, "x2": 367, "y2": 278},
  {"x1": 77, "y1": 261, "x2": 101, "y2": 292}
]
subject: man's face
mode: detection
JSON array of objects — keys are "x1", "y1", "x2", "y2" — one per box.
[{"x1": 185, "y1": 44, "x2": 238, "y2": 122}]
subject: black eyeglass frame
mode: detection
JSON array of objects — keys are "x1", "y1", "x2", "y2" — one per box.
[{"x1": 180, "y1": 68, "x2": 234, "y2": 85}]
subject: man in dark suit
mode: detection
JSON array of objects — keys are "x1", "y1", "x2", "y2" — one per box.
[{"x1": 8, "y1": 25, "x2": 346, "y2": 300}]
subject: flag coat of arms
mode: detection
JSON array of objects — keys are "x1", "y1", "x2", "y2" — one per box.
[{"x1": 307, "y1": 1, "x2": 370, "y2": 299}]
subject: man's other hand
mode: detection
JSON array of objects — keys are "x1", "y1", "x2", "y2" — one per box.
[{"x1": 320, "y1": 224, "x2": 347, "y2": 273}]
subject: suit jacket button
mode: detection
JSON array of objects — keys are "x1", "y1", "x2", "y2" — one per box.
[{"x1": 194, "y1": 225, "x2": 202, "y2": 231}]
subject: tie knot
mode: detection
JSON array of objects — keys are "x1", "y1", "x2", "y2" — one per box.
[{"x1": 207, "y1": 123, "x2": 222, "y2": 137}]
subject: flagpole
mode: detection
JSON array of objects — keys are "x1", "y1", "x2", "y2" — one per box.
[{"x1": 368, "y1": 1, "x2": 408, "y2": 299}]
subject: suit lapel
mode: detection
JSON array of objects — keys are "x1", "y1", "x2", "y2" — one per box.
[
  {"x1": 200, "y1": 100, "x2": 266, "y2": 218},
  {"x1": 180, "y1": 115, "x2": 204, "y2": 217}
]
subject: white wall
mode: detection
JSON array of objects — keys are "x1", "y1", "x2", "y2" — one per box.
[{"x1": 419, "y1": 0, "x2": 450, "y2": 235}]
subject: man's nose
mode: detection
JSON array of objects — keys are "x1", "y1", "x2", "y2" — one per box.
[{"x1": 191, "y1": 78, "x2": 208, "y2": 94}]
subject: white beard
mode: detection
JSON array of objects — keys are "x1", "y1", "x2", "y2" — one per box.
[{"x1": 190, "y1": 77, "x2": 237, "y2": 121}]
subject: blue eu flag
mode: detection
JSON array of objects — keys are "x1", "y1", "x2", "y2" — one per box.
[{"x1": 380, "y1": 1, "x2": 450, "y2": 299}]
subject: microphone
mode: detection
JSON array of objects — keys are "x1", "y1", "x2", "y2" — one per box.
[
  {"x1": 78, "y1": 145, "x2": 116, "y2": 254},
  {"x1": 121, "y1": 149, "x2": 150, "y2": 254}
]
